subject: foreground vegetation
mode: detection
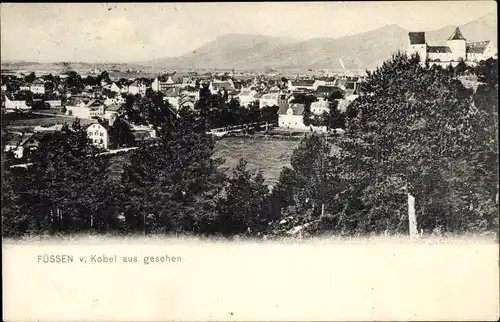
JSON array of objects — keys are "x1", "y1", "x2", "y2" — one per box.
[{"x1": 2, "y1": 54, "x2": 498, "y2": 238}]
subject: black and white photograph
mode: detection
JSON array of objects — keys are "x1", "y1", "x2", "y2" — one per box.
[{"x1": 1, "y1": 2, "x2": 499, "y2": 321}]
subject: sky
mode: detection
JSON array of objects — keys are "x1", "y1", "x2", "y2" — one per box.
[{"x1": 1, "y1": 2, "x2": 497, "y2": 63}]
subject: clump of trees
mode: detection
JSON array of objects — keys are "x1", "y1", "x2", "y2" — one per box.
[
  {"x1": 2, "y1": 55, "x2": 498, "y2": 238},
  {"x1": 2, "y1": 120, "x2": 115, "y2": 236},
  {"x1": 195, "y1": 85, "x2": 280, "y2": 130}
]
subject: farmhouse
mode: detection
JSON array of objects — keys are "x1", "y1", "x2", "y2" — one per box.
[
  {"x1": 278, "y1": 103, "x2": 307, "y2": 130},
  {"x1": 109, "y1": 82, "x2": 122, "y2": 93}
]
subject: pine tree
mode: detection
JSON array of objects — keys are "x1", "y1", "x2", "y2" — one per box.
[
  {"x1": 338, "y1": 52, "x2": 497, "y2": 234},
  {"x1": 273, "y1": 133, "x2": 335, "y2": 227},
  {"x1": 120, "y1": 108, "x2": 225, "y2": 235},
  {"x1": 9, "y1": 119, "x2": 113, "y2": 235},
  {"x1": 216, "y1": 159, "x2": 272, "y2": 237}
]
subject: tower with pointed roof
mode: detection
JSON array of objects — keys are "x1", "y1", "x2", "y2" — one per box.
[{"x1": 446, "y1": 27, "x2": 466, "y2": 61}]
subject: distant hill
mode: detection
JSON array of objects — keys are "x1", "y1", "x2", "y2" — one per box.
[
  {"x1": 2, "y1": 12, "x2": 496, "y2": 73},
  {"x1": 424, "y1": 12, "x2": 497, "y2": 47},
  {"x1": 146, "y1": 12, "x2": 497, "y2": 71},
  {"x1": 147, "y1": 33, "x2": 296, "y2": 71}
]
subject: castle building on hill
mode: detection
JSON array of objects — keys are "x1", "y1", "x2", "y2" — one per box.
[{"x1": 408, "y1": 27, "x2": 496, "y2": 66}]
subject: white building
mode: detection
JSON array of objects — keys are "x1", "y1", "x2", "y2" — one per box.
[
  {"x1": 408, "y1": 27, "x2": 496, "y2": 65},
  {"x1": 128, "y1": 81, "x2": 147, "y2": 96},
  {"x1": 66, "y1": 100, "x2": 104, "y2": 119},
  {"x1": 310, "y1": 98, "x2": 330, "y2": 115},
  {"x1": 287, "y1": 79, "x2": 316, "y2": 91},
  {"x1": 19, "y1": 84, "x2": 31, "y2": 92},
  {"x1": 278, "y1": 104, "x2": 307, "y2": 130},
  {"x1": 29, "y1": 79, "x2": 46, "y2": 94},
  {"x1": 151, "y1": 76, "x2": 181, "y2": 93},
  {"x1": 209, "y1": 80, "x2": 235, "y2": 95},
  {"x1": 45, "y1": 100, "x2": 62, "y2": 108},
  {"x1": 104, "y1": 104, "x2": 121, "y2": 120},
  {"x1": 259, "y1": 93, "x2": 281, "y2": 109},
  {"x1": 4, "y1": 133, "x2": 40, "y2": 159},
  {"x1": 103, "y1": 94, "x2": 125, "y2": 107},
  {"x1": 4, "y1": 96, "x2": 31, "y2": 112},
  {"x1": 238, "y1": 89, "x2": 259, "y2": 107},
  {"x1": 86, "y1": 123, "x2": 110, "y2": 150},
  {"x1": 164, "y1": 88, "x2": 182, "y2": 109}
]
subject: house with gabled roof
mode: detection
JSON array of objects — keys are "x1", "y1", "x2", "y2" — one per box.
[
  {"x1": 178, "y1": 93, "x2": 196, "y2": 110},
  {"x1": 86, "y1": 121, "x2": 111, "y2": 150},
  {"x1": 128, "y1": 80, "x2": 147, "y2": 96},
  {"x1": 164, "y1": 87, "x2": 182, "y2": 109},
  {"x1": 466, "y1": 40, "x2": 495, "y2": 62},
  {"x1": 4, "y1": 95, "x2": 31, "y2": 112},
  {"x1": 238, "y1": 89, "x2": 259, "y2": 108},
  {"x1": 110, "y1": 82, "x2": 122, "y2": 93},
  {"x1": 104, "y1": 104, "x2": 122, "y2": 120},
  {"x1": 209, "y1": 80, "x2": 235, "y2": 95},
  {"x1": 259, "y1": 92, "x2": 283, "y2": 109},
  {"x1": 310, "y1": 98, "x2": 330, "y2": 115},
  {"x1": 278, "y1": 103, "x2": 306, "y2": 130},
  {"x1": 65, "y1": 99, "x2": 104, "y2": 119},
  {"x1": 4, "y1": 132, "x2": 42, "y2": 159}
]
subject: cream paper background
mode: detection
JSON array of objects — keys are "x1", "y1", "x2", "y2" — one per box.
[{"x1": 2, "y1": 237, "x2": 499, "y2": 321}]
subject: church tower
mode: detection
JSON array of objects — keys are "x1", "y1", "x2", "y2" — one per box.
[
  {"x1": 446, "y1": 27, "x2": 466, "y2": 61},
  {"x1": 408, "y1": 32, "x2": 427, "y2": 63}
]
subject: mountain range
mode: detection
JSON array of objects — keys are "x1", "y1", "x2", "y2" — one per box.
[{"x1": 146, "y1": 12, "x2": 497, "y2": 71}]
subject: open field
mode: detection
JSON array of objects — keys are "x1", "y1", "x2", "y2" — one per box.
[
  {"x1": 4, "y1": 113, "x2": 97, "y2": 128},
  {"x1": 106, "y1": 137, "x2": 298, "y2": 184},
  {"x1": 214, "y1": 137, "x2": 298, "y2": 184}
]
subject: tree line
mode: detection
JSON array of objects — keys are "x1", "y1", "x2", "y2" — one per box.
[{"x1": 2, "y1": 54, "x2": 498, "y2": 238}]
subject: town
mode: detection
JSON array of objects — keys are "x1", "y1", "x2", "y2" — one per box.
[
  {"x1": 2, "y1": 65, "x2": 365, "y2": 159},
  {"x1": 2, "y1": 26, "x2": 496, "y2": 161}
]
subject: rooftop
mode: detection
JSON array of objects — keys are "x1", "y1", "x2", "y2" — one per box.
[
  {"x1": 409, "y1": 32, "x2": 426, "y2": 45},
  {"x1": 427, "y1": 46, "x2": 452, "y2": 53},
  {"x1": 466, "y1": 41, "x2": 491, "y2": 54},
  {"x1": 448, "y1": 27, "x2": 466, "y2": 41}
]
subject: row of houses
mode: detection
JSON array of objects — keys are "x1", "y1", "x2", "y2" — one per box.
[
  {"x1": 64, "y1": 98, "x2": 122, "y2": 120},
  {"x1": 277, "y1": 95, "x2": 356, "y2": 131},
  {"x1": 4, "y1": 118, "x2": 156, "y2": 159},
  {"x1": 19, "y1": 79, "x2": 47, "y2": 94}
]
